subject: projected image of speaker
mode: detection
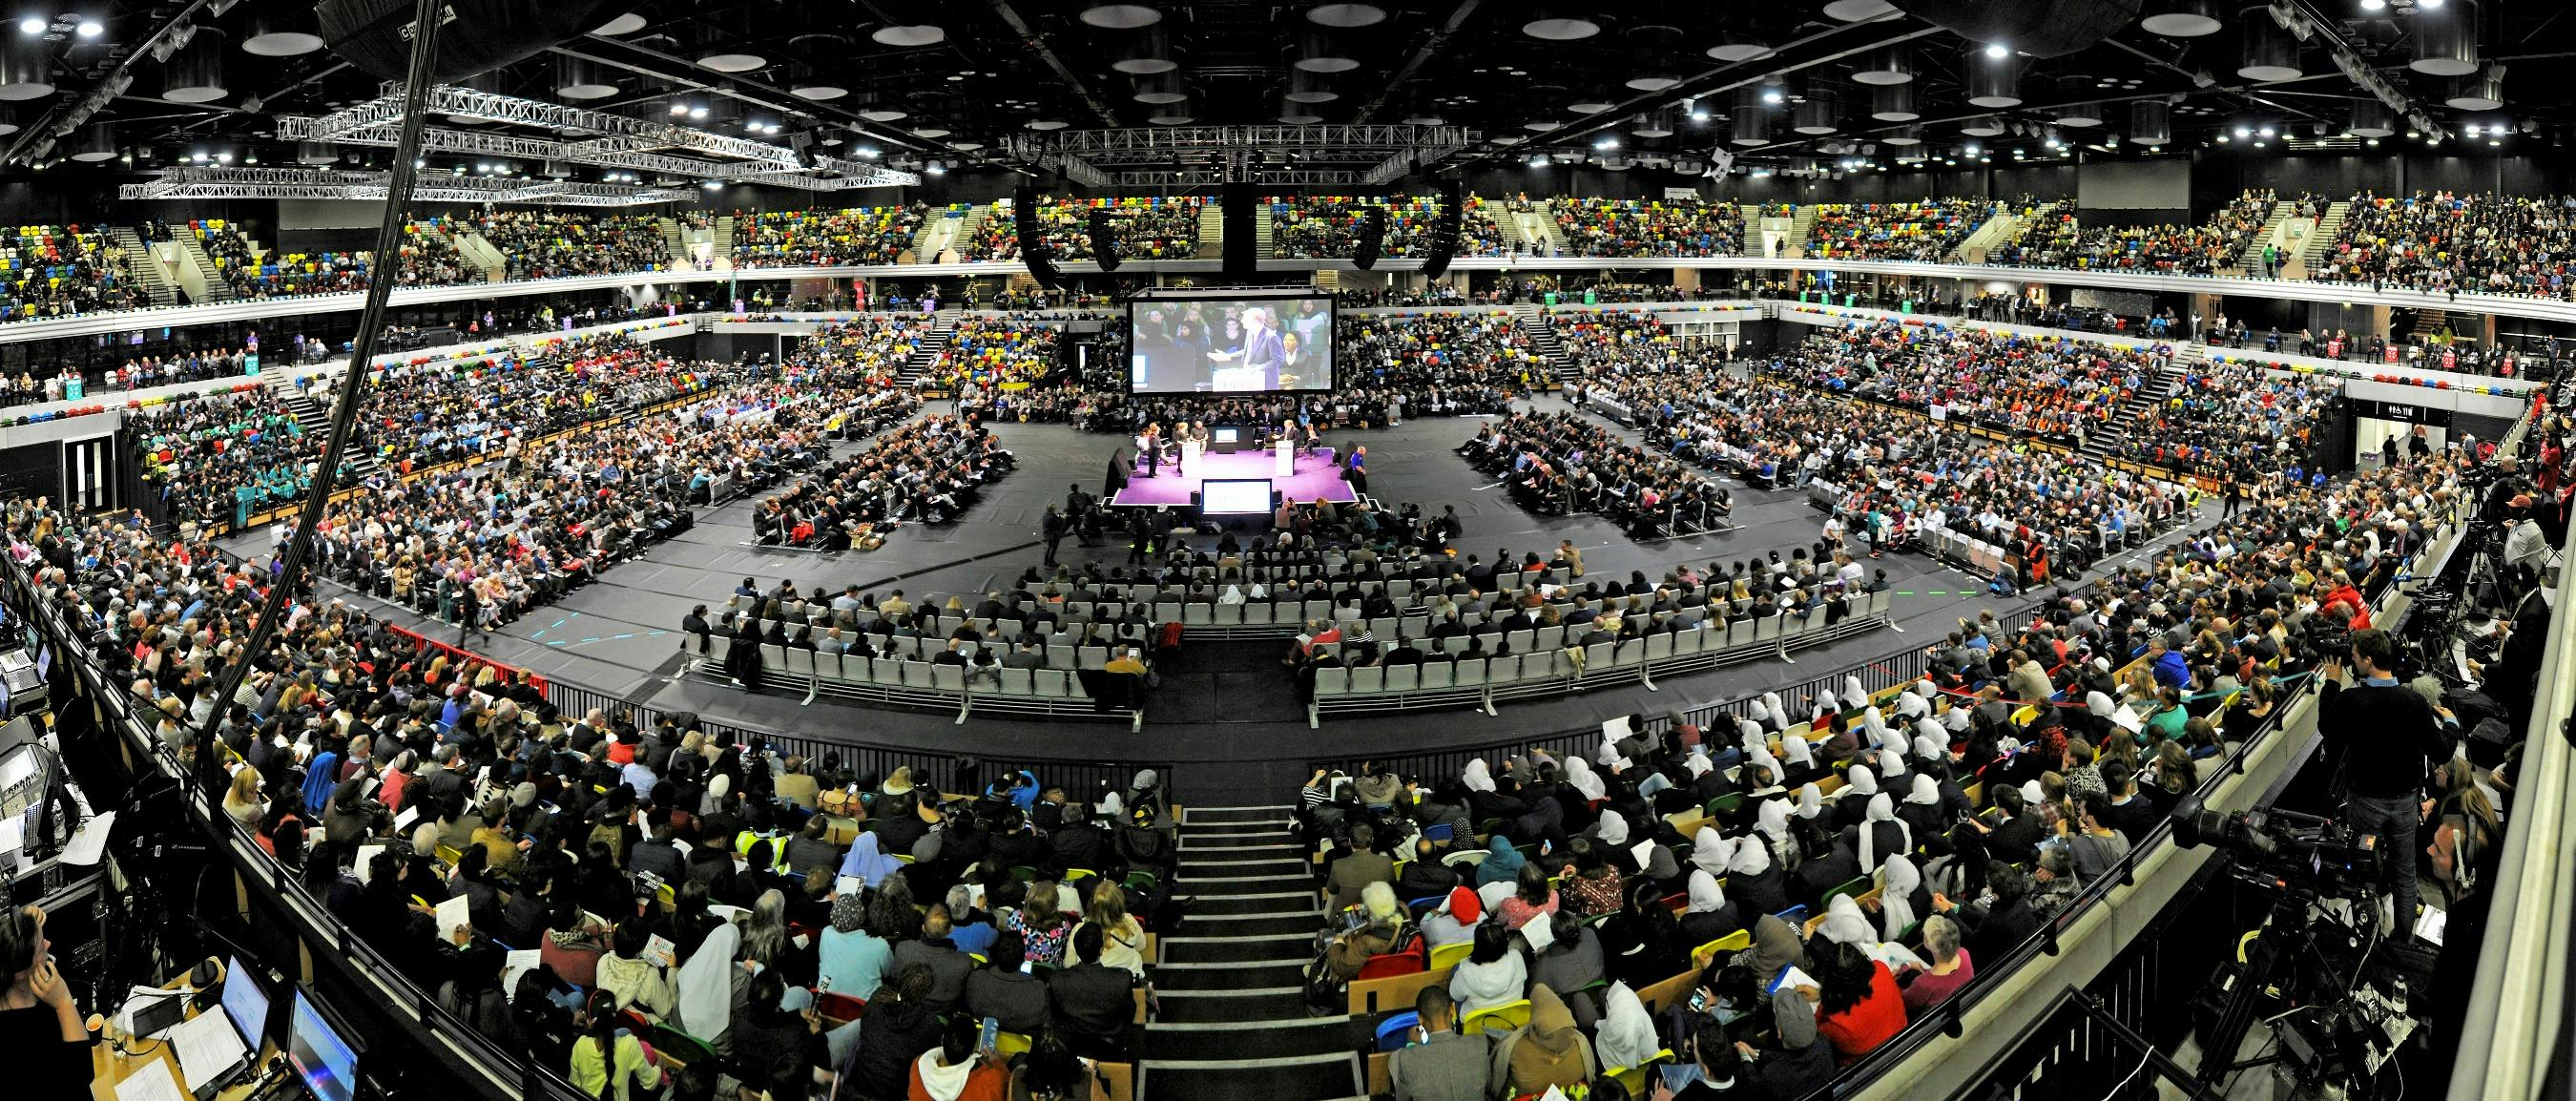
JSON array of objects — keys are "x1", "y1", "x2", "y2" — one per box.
[
  {"x1": 1016, "y1": 188, "x2": 1062, "y2": 289},
  {"x1": 1128, "y1": 290, "x2": 1336, "y2": 394},
  {"x1": 320, "y1": 1, "x2": 644, "y2": 83}
]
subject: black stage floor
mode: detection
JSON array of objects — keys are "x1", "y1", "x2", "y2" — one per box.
[{"x1": 233, "y1": 396, "x2": 2212, "y2": 803}]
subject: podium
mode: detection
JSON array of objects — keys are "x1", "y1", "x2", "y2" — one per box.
[{"x1": 1273, "y1": 440, "x2": 1294, "y2": 478}]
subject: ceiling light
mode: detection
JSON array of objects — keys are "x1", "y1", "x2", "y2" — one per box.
[
  {"x1": 1593, "y1": 137, "x2": 1617, "y2": 149},
  {"x1": 1527, "y1": 154, "x2": 1548, "y2": 167},
  {"x1": 1761, "y1": 88, "x2": 1783, "y2": 104},
  {"x1": 688, "y1": 106, "x2": 708, "y2": 119},
  {"x1": 74, "y1": 19, "x2": 99, "y2": 36},
  {"x1": 592, "y1": 11, "x2": 647, "y2": 34},
  {"x1": 1984, "y1": 43, "x2": 2008, "y2": 58},
  {"x1": 1079, "y1": 5, "x2": 1162, "y2": 29},
  {"x1": 924, "y1": 161, "x2": 947, "y2": 175},
  {"x1": 2421, "y1": 0, "x2": 2442, "y2": 7},
  {"x1": 1521, "y1": 8, "x2": 1601, "y2": 40},
  {"x1": 2360, "y1": 0, "x2": 2384, "y2": 8},
  {"x1": 871, "y1": 24, "x2": 945, "y2": 47},
  {"x1": 669, "y1": 102, "x2": 688, "y2": 114},
  {"x1": 2367, "y1": 137, "x2": 2379, "y2": 145},
  {"x1": 16, "y1": 17, "x2": 40, "y2": 34},
  {"x1": 1307, "y1": 4, "x2": 1387, "y2": 28},
  {"x1": 2233, "y1": 125, "x2": 2251, "y2": 136}
]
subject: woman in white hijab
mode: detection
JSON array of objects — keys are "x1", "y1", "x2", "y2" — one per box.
[
  {"x1": 2087, "y1": 690, "x2": 2117, "y2": 719},
  {"x1": 677, "y1": 922, "x2": 742, "y2": 1041},
  {"x1": 1758, "y1": 692, "x2": 1787, "y2": 733},
  {"x1": 1684, "y1": 746, "x2": 1714, "y2": 779},
  {"x1": 1794, "y1": 783, "x2": 1824, "y2": 821},
  {"x1": 1462, "y1": 758, "x2": 1496, "y2": 793},
  {"x1": 1876, "y1": 747, "x2": 1908, "y2": 785},
  {"x1": 1690, "y1": 827, "x2": 1735, "y2": 878},
  {"x1": 1842, "y1": 764, "x2": 1880, "y2": 800},
  {"x1": 1912, "y1": 733, "x2": 1947, "y2": 766},
  {"x1": 1944, "y1": 706, "x2": 1973, "y2": 734},
  {"x1": 1858, "y1": 792, "x2": 1912, "y2": 871},
  {"x1": 1564, "y1": 757, "x2": 1608, "y2": 801},
  {"x1": 1780, "y1": 729, "x2": 1816, "y2": 773},
  {"x1": 1895, "y1": 688, "x2": 1929, "y2": 720},
  {"x1": 1860, "y1": 705, "x2": 1894, "y2": 749},
  {"x1": 1843, "y1": 675, "x2": 1869, "y2": 711},
  {"x1": 1684, "y1": 868, "x2": 1729, "y2": 914},
  {"x1": 1820, "y1": 893, "x2": 1927, "y2": 971},
  {"x1": 1218, "y1": 584, "x2": 1246, "y2": 606},
  {"x1": 1879, "y1": 855, "x2": 1924, "y2": 942},
  {"x1": 1725, "y1": 831, "x2": 1773, "y2": 877},
  {"x1": 1755, "y1": 798, "x2": 1796, "y2": 866},
  {"x1": 1595, "y1": 982, "x2": 1662, "y2": 1073},
  {"x1": 1595, "y1": 730, "x2": 1624, "y2": 768},
  {"x1": 1734, "y1": 715, "x2": 1767, "y2": 753},
  {"x1": 1594, "y1": 811, "x2": 1630, "y2": 848},
  {"x1": 1814, "y1": 690, "x2": 1839, "y2": 721}
]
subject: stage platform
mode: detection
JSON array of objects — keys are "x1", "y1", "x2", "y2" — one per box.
[{"x1": 1110, "y1": 446, "x2": 1358, "y2": 508}]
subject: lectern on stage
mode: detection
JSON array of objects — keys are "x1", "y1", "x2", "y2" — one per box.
[{"x1": 1273, "y1": 438, "x2": 1295, "y2": 478}]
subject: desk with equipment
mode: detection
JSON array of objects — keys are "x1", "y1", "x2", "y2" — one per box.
[{"x1": 93, "y1": 953, "x2": 361, "y2": 1101}]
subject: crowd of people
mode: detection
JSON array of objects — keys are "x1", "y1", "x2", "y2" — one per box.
[
  {"x1": 0, "y1": 223, "x2": 146, "y2": 321},
  {"x1": 932, "y1": 316, "x2": 1062, "y2": 393},
  {"x1": 964, "y1": 197, "x2": 1204, "y2": 262},
  {"x1": 476, "y1": 212, "x2": 674, "y2": 280},
  {"x1": 1269, "y1": 195, "x2": 1506, "y2": 260},
  {"x1": 731, "y1": 205, "x2": 926, "y2": 269},
  {"x1": 1803, "y1": 199, "x2": 1994, "y2": 261},
  {"x1": 749, "y1": 412, "x2": 1012, "y2": 547},
  {"x1": 9, "y1": 483, "x2": 1176, "y2": 1097},
  {"x1": 2124, "y1": 358, "x2": 2340, "y2": 480},
  {"x1": 1994, "y1": 193, "x2": 2278, "y2": 276},
  {"x1": 1764, "y1": 320, "x2": 2170, "y2": 446},
  {"x1": 2308, "y1": 191, "x2": 2576, "y2": 298},
  {"x1": 1462, "y1": 410, "x2": 1729, "y2": 537},
  {"x1": 129, "y1": 385, "x2": 320, "y2": 532},
  {"x1": 1548, "y1": 197, "x2": 1743, "y2": 258}
]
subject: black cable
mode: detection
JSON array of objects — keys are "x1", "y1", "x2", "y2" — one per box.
[{"x1": 186, "y1": 0, "x2": 447, "y2": 801}]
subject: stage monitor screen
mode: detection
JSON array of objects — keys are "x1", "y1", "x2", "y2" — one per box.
[
  {"x1": 220, "y1": 954, "x2": 273, "y2": 1050},
  {"x1": 1213, "y1": 427, "x2": 1239, "y2": 445},
  {"x1": 1199, "y1": 479, "x2": 1276, "y2": 515},
  {"x1": 1129, "y1": 294, "x2": 1334, "y2": 394},
  {"x1": 288, "y1": 989, "x2": 362, "y2": 1101}
]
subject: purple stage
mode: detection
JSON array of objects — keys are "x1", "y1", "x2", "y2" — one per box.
[{"x1": 1111, "y1": 446, "x2": 1358, "y2": 508}]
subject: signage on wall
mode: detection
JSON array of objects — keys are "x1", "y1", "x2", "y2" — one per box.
[
  {"x1": 1663, "y1": 187, "x2": 1699, "y2": 200},
  {"x1": 2349, "y1": 398, "x2": 2451, "y2": 426}
]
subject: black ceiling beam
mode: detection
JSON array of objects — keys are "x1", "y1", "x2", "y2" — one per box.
[
  {"x1": 3, "y1": 0, "x2": 213, "y2": 164},
  {"x1": 548, "y1": 41, "x2": 937, "y2": 156},
  {"x1": 987, "y1": 0, "x2": 1119, "y2": 128},
  {"x1": 1352, "y1": 0, "x2": 1484, "y2": 124}
]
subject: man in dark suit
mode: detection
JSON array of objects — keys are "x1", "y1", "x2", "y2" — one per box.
[{"x1": 1240, "y1": 306, "x2": 1287, "y2": 390}]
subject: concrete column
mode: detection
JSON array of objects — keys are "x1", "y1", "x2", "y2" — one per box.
[{"x1": 1673, "y1": 267, "x2": 1700, "y2": 295}]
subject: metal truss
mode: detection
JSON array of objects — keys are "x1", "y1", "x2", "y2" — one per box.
[
  {"x1": 119, "y1": 167, "x2": 696, "y2": 207},
  {"x1": 1006, "y1": 125, "x2": 1474, "y2": 189},
  {"x1": 1110, "y1": 169, "x2": 1378, "y2": 187},
  {"x1": 294, "y1": 85, "x2": 919, "y2": 188}
]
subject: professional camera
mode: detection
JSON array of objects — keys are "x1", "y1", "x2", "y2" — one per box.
[{"x1": 2172, "y1": 801, "x2": 2380, "y2": 894}]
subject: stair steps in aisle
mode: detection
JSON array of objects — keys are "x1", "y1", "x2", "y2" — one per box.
[
  {"x1": 898, "y1": 307, "x2": 962, "y2": 389},
  {"x1": 657, "y1": 217, "x2": 692, "y2": 271},
  {"x1": 945, "y1": 205, "x2": 988, "y2": 262},
  {"x1": 260, "y1": 364, "x2": 384, "y2": 482},
  {"x1": 2294, "y1": 200, "x2": 2350, "y2": 280},
  {"x1": 2080, "y1": 344, "x2": 2193, "y2": 460},
  {"x1": 1195, "y1": 205, "x2": 1224, "y2": 260},
  {"x1": 709, "y1": 216, "x2": 736, "y2": 271},
  {"x1": 1510, "y1": 301, "x2": 1578, "y2": 384},
  {"x1": 2229, "y1": 199, "x2": 2293, "y2": 278},
  {"x1": 1949, "y1": 207, "x2": 2020, "y2": 264},
  {"x1": 1781, "y1": 205, "x2": 1819, "y2": 259},
  {"x1": 1143, "y1": 805, "x2": 1363, "y2": 1101},
  {"x1": 451, "y1": 229, "x2": 507, "y2": 282},
  {"x1": 1255, "y1": 201, "x2": 1276, "y2": 259},
  {"x1": 110, "y1": 226, "x2": 178, "y2": 308},
  {"x1": 175, "y1": 233, "x2": 235, "y2": 301}
]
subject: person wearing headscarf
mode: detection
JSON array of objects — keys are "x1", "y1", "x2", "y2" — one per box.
[
  {"x1": 1860, "y1": 705, "x2": 1895, "y2": 751},
  {"x1": 1462, "y1": 758, "x2": 1496, "y2": 793},
  {"x1": 1594, "y1": 982, "x2": 1660, "y2": 1074},
  {"x1": 1794, "y1": 783, "x2": 1824, "y2": 822},
  {"x1": 1819, "y1": 894, "x2": 1925, "y2": 974},
  {"x1": 1834, "y1": 765, "x2": 1880, "y2": 830},
  {"x1": 1592, "y1": 809, "x2": 1631, "y2": 850},
  {"x1": 838, "y1": 830, "x2": 904, "y2": 889},
  {"x1": 1734, "y1": 715, "x2": 1767, "y2": 754},
  {"x1": 1779, "y1": 730, "x2": 1819, "y2": 787},
  {"x1": 1725, "y1": 830, "x2": 1790, "y2": 915},
  {"x1": 817, "y1": 892, "x2": 891, "y2": 999},
  {"x1": 1489, "y1": 984, "x2": 1596, "y2": 1096},
  {"x1": 1875, "y1": 747, "x2": 1908, "y2": 788},
  {"x1": 1913, "y1": 730, "x2": 1948, "y2": 766},
  {"x1": 675, "y1": 921, "x2": 740, "y2": 1042},
  {"x1": 1851, "y1": 793, "x2": 1912, "y2": 872},
  {"x1": 1422, "y1": 884, "x2": 1485, "y2": 948},
  {"x1": 1842, "y1": 675, "x2": 1869, "y2": 711},
  {"x1": 1689, "y1": 826, "x2": 1734, "y2": 879},
  {"x1": 1743, "y1": 914, "x2": 1810, "y2": 994},
  {"x1": 1757, "y1": 692, "x2": 1787, "y2": 734},
  {"x1": 1755, "y1": 799, "x2": 1796, "y2": 868},
  {"x1": 1563, "y1": 757, "x2": 1608, "y2": 802},
  {"x1": 1895, "y1": 687, "x2": 1930, "y2": 721},
  {"x1": 1475, "y1": 835, "x2": 1528, "y2": 887},
  {"x1": 1879, "y1": 855, "x2": 1925, "y2": 942},
  {"x1": 1898, "y1": 774, "x2": 1946, "y2": 842},
  {"x1": 1678, "y1": 869, "x2": 1744, "y2": 946}
]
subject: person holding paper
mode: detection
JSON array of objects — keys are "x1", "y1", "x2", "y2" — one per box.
[{"x1": 1, "y1": 904, "x2": 89, "y2": 1099}]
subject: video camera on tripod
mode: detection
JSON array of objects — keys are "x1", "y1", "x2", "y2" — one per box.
[{"x1": 2172, "y1": 802, "x2": 2381, "y2": 898}]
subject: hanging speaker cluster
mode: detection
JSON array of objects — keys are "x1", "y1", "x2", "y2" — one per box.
[
  {"x1": 1421, "y1": 182, "x2": 1465, "y2": 280},
  {"x1": 1015, "y1": 189, "x2": 1062, "y2": 290},
  {"x1": 1352, "y1": 205, "x2": 1387, "y2": 270},
  {"x1": 1090, "y1": 208, "x2": 1123, "y2": 272}
]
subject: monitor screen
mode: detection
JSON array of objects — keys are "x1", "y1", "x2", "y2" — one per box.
[
  {"x1": 220, "y1": 955, "x2": 271, "y2": 1050},
  {"x1": 288, "y1": 990, "x2": 361, "y2": 1101},
  {"x1": 1199, "y1": 479, "x2": 1275, "y2": 515},
  {"x1": 1213, "y1": 427, "x2": 1238, "y2": 445},
  {"x1": 1128, "y1": 294, "x2": 1334, "y2": 394}
]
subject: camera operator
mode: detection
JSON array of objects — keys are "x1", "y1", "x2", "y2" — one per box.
[{"x1": 2316, "y1": 628, "x2": 2452, "y2": 941}]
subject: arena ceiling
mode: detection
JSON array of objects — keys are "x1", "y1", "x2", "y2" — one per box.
[{"x1": 7, "y1": 1, "x2": 2568, "y2": 184}]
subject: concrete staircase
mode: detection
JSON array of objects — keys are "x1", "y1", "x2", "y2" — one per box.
[
  {"x1": 2081, "y1": 343, "x2": 2193, "y2": 461},
  {"x1": 915, "y1": 207, "x2": 971, "y2": 263},
  {"x1": 2294, "y1": 200, "x2": 2351, "y2": 279},
  {"x1": 1950, "y1": 208, "x2": 2020, "y2": 264},
  {"x1": 656, "y1": 217, "x2": 693, "y2": 272},
  {"x1": 450, "y1": 228, "x2": 506, "y2": 282},
  {"x1": 260, "y1": 363, "x2": 384, "y2": 483},
  {"x1": 1525, "y1": 207, "x2": 1566, "y2": 258},
  {"x1": 710, "y1": 216, "x2": 736, "y2": 271},
  {"x1": 908, "y1": 211, "x2": 947, "y2": 263},
  {"x1": 1255, "y1": 207, "x2": 1276, "y2": 260},
  {"x1": 1511, "y1": 301, "x2": 1579, "y2": 383},
  {"x1": 898, "y1": 307, "x2": 963, "y2": 387},
  {"x1": 110, "y1": 226, "x2": 178, "y2": 308},
  {"x1": 174, "y1": 233, "x2": 235, "y2": 301},
  {"x1": 1141, "y1": 805, "x2": 1363, "y2": 1101},
  {"x1": 1781, "y1": 205, "x2": 1819, "y2": 259},
  {"x1": 1195, "y1": 205, "x2": 1224, "y2": 260},
  {"x1": 2409, "y1": 307, "x2": 2452, "y2": 341},
  {"x1": 2228, "y1": 200, "x2": 2292, "y2": 278}
]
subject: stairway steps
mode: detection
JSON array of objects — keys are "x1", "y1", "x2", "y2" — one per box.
[
  {"x1": 1152, "y1": 987, "x2": 1313, "y2": 1023},
  {"x1": 1186, "y1": 892, "x2": 1323, "y2": 917},
  {"x1": 1182, "y1": 820, "x2": 1292, "y2": 834},
  {"x1": 1142, "y1": 1054, "x2": 1360, "y2": 1101},
  {"x1": 1173, "y1": 912, "x2": 1324, "y2": 937},
  {"x1": 1181, "y1": 805, "x2": 1296, "y2": 824},
  {"x1": 1158, "y1": 933, "x2": 1316, "y2": 965},
  {"x1": 1143, "y1": 1015, "x2": 1356, "y2": 1062},
  {"x1": 1150, "y1": 961, "x2": 1309, "y2": 990}
]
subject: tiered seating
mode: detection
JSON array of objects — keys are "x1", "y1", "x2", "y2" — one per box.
[
  {"x1": 1764, "y1": 319, "x2": 2160, "y2": 444},
  {"x1": 2126, "y1": 358, "x2": 2338, "y2": 478},
  {"x1": 0, "y1": 223, "x2": 143, "y2": 320},
  {"x1": 2308, "y1": 190, "x2": 2576, "y2": 297},
  {"x1": 127, "y1": 384, "x2": 315, "y2": 530},
  {"x1": 1803, "y1": 199, "x2": 1992, "y2": 261},
  {"x1": 932, "y1": 314, "x2": 1062, "y2": 390},
  {"x1": 1548, "y1": 197, "x2": 1743, "y2": 257},
  {"x1": 1994, "y1": 194, "x2": 2275, "y2": 275},
  {"x1": 391, "y1": 216, "x2": 470, "y2": 285},
  {"x1": 472, "y1": 211, "x2": 673, "y2": 279},
  {"x1": 963, "y1": 197, "x2": 1204, "y2": 261},
  {"x1": 1462, "y1": 409, "x2": 1728, "y2": 537},
  {"x1": 1334, "y1": 311, "x2": 1542, "y2": 415},
  {"x1": 731, "y1": 203, "x2": 927, "y2": 268},
  {"x1": 1269, "y1": 195, "x2": 1506, "y2": 259}
]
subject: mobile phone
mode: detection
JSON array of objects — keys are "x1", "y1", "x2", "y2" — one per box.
[
  {"x1": 1019, "y1": 960, "x2": 1035, "y2": 975},
  {"x1": 977, "y1": 1016, "x2": 1000, "y2": 1052},
  {"x1": 1689, "y1": 988, "x2": 1711, "y2": 1013}
]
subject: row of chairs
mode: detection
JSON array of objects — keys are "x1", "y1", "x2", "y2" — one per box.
[
  {"x1": 1307, "y1": 589, "x2": 1895, "y2": 721},
  {"x1": 683, "y1": 635, "x2": 1142, "y2": 722}
]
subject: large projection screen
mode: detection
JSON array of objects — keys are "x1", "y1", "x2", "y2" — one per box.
[{"x1": 1129, "y1": 292, "x2": 1335, "y2": 394}]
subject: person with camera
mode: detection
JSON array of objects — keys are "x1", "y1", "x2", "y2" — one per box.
[{"x1": 2316, "y1": 628, "x2": 2450, "y2": 940}]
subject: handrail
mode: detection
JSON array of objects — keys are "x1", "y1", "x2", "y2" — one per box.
[{"x1": 2448, "y1": 508, "x2": 2576, "y2": 1098}]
